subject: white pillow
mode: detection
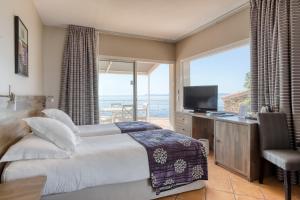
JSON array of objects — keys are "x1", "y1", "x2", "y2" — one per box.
[
  {"x1": 23, "y1": 117, "x2": 78, "y2": 152},
  {"x1": 42, "y1": 109, "x2": 79, "y2": 134},
  {"x1": 0, "y1": 134, "x2": 71, "y2": 162}
]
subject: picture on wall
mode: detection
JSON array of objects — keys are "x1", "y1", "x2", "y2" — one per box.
[{"x1": 14, "y1": 16, "x2": 28, "y2": 76}]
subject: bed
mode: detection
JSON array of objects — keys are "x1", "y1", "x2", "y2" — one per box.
[
  {"x1": 77, "y1": 121, "x2": 162, "y2": 137},
  {"x1": 42, "y1": 108, "x2": 162, "y2": 137},
  {"x1": 2, "y1": 133, "x2": 207, "y2": 199},
  {"x1": 2, "y1": 135, "x2": 150, "y2": 195},
  {"x1": 0, "y1": 96, "x2": 207, "y2": 200}
]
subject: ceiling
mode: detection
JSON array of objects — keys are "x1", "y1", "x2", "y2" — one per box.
[
  {"x1": 34, "y1": 0, "x2": 249, "y2": 42},
  {"x1": 99, "y1": 60, "x2": 157, "y2": 75}
]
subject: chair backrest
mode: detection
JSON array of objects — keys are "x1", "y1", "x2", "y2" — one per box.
[
  {"x1": 258, "y1": 113, "x2": 290, "y2": 150},
  {"x1": 122, "y1": 105, "x2": 133, "y2": 121},
  {"x1": 137, "y1": 103, "x2": 148, "y2": 121}
]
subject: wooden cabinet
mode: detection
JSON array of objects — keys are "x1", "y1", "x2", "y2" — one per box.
[
  {"x1": 175, "y1": 111, "x2": 260, "y2": 182},
  {"x1": 175, "y1": 112, "x2": 192, "y2": 136},
  {"x1": 214, "y1": 120, "x2": 259, "y2": 181}
]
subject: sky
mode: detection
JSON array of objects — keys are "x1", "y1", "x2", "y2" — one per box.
[
  {"x1": 99, "y1": 64, "x2": 169, "y2": 96},
  {"x1": 190, "y1": 44, "x2": 250, "y2": 94}
]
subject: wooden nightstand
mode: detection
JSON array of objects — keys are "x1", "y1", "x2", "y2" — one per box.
[{"x1": 0, "y1": 176, "x2": 46, "y2": 200}]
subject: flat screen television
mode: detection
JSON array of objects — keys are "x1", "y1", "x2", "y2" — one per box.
[{"x1": 183, "y1": 85, "x2": 218, "y2": 113}]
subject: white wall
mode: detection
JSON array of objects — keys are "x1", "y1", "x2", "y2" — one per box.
[
  {"x1": 99, "y1": 33, "x2": 176, "y2": 63},
  {"x1": 0, "y1": 0, "x2": 44, "y2": 96},
  {"x1": 175, "y1": 8, "x2": 250, "y2": 111},
  {"x1": 42, "y1": 26, "x2": 65, "y2": 107}
]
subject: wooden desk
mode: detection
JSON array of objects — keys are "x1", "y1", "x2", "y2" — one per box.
[
  {"x1": 175, "y1": 112, "x2": 259, "y2": 181},
  {"x1": 0, "y1": 176, "x2": 46, "y2": 200}
]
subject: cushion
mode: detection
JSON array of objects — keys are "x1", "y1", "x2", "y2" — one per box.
[
  {"x1": 263, "y1": 149, "x2": 300, "y2": 171},
  {"x1": 0, "y1": 134, "x2": 71, "y2": 162},
  {"x1": 42, "y1": 109, "x2": 79, "y2": 134},
  {"x1": 23, "y1": 117, "x2": 78, "y2": 152}
]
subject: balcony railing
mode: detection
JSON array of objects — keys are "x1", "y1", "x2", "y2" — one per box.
[{"x1": 99, "y1": 98, "x2": 169, "y2": 124}]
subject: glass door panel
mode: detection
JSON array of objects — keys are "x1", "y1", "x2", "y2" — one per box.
[
  {"x1": 136, "y1": 62, "x2": 171, "y2": 129},
  {"x1": 99, "y1": 60, "x2": 135, "y2": 124}
]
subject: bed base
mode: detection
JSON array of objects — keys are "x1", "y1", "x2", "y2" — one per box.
[{"x1": 42, "y1": 179, "x2": 205, "y2": 200}]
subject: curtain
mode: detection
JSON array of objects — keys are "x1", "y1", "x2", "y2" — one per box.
[
  {"x1": 250, "y1": 0, "x2": 300, "y2": 182},
  {"x1": 59, "y1": 25, "x2": 99, "y2": 125}
]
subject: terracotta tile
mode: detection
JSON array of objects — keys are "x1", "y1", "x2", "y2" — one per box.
[
  {"x1": 230, "y1": 174, "x2": 264, "y2": 199},
  {"x1": 204, "y1": 162, "x2": 233, "y2": 193},
  {"x1": 157, "y1": 195, "x2": 177, "y2": 200},
  {"x1": 261, "y1": 177, "x2": 283, "y2": 186},
  {"x1": 235, "y1": 194, "x2": 264, "y2": 199},
  {"x1": 260, "y1": 189, "x2": 284, "y2": 200},
  {"x1": 205, "y1": 176, "x2": 233, "y2": 193},
  {"x1": 208, "y1": 165, "x2": 231, "y2": 181},
  {"x1": 205, "y1": 188, "x2": 235, "y2": 200},
  {"x1": 292, "y1": 185, "x2": 300, "y2": 200},
  {"x1": 259, "y1": 182, "x2": 300, "y2": 200},
  {"x1": 258, "y1": 177, "x2": 286, "y2": 200},
  {"x1": 228, "y1": 171, "x2": 250, "y2": 182},
  {"x1": 160, "y1": 158, "x2": 300, "y2": 200},
  {"x1": 177, "y1": 189, "x2": 205, "y2": 200},
  {"x1": 208, "y1": 153, "x2": 214, "y2": 160}
]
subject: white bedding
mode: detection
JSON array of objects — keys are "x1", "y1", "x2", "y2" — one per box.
[
  {"x1": 77, "y1": 124, "x2": 121, "y2": 137},
  {"x1": 2, "y1": 134, "x2": 149, "y2": 195}
]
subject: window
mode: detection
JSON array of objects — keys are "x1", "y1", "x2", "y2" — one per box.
[
  {"x1": 98, "y1": 60, "x2": 172, "y2": 128},
  {"x1": 184, "y1": 44, "x2": 250, "y2": 113}
]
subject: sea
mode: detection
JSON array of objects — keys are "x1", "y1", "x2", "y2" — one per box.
[{"x1": 99, "y1": 94, "x2": 227, "y2": 118}]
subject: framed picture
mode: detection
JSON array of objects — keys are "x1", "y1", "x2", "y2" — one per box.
[{"x1": 14, "y1": 16, "x2": 28, "y2": 77}]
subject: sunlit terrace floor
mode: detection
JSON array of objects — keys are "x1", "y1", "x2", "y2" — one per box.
[
  {"x1": 149, "y1": 117, "x2": 172, "y2": 129},
  {"x1": 100, "y1": 115, "x2": 172, "y2": 129}
]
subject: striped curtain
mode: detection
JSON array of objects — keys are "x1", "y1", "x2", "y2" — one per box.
[
  {"x1": 59, "y1": 25, "x2": 99, "y2": 125},
  {"x1": 250, "y1": 0, "x2": 300, "y2": 182}
]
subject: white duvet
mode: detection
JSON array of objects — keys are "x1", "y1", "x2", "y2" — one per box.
[
  {"x1": 77, "y1": 124, "x2": 121, "y2": 137},
  {"x1": 2, "y1": 134, "x2": 149, "y2": 195}
]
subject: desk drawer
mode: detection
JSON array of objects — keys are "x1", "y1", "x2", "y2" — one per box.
[
  {"x1": 175, "y1": 113, "x2": 192, "y2": 125},
  {"x1": 175, "y1": 125, "x2": 191, "y2": 135},
  {"x1": 175, "y1": 113, "x2": 192, "y2": 136}
]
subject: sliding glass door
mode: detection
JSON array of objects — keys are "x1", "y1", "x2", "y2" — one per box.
[
  {"x1": 98, "y1": 60, "x2": 135, "y2": 124},
  {"x1": 98, "y1": 59, "x2": 172, "y2": 129}
]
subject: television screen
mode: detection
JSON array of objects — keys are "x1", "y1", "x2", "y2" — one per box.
[{"x1": 183, "y1": 86, "x2": 218, "y2": 112}]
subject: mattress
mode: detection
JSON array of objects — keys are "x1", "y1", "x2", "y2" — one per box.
[
  {"x1": 1, "y1": 134, "x2": 149, "y2": 195},
  {"x1": 77, "y1": 124, "x2": 121, "y2": 137}
]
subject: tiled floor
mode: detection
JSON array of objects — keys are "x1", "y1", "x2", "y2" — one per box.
[{"x1": 159, "y1": 155, "x2": 300, "y2": 200}]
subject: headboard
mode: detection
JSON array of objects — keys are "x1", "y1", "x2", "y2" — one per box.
[{"x1": 0, "y1": 96, "x2": 46, "y2": 176}]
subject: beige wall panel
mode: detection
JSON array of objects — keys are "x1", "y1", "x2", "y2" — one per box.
[{"x1": 0, "y1": 0, "x2": 44, "y2": 95}]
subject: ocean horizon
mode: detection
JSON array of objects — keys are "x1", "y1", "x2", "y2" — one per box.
[{"x1": 99, "y1": 94, "x2": 227, "y2": 117}]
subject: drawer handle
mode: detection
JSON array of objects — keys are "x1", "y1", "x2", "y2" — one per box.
[{"x1": 216, "y1": 139, "x2": 221, "y2": 143}]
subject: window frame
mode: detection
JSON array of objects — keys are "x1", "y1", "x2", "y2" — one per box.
[{"x1": 180, "y1": 39, "x2": 251, "y2": 113}]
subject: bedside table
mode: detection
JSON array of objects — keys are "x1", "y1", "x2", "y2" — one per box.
[{"x1": 0, "y1": 176, "x2": 46, "y2": 200}]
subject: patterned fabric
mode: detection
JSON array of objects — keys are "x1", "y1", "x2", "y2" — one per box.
[
  {"x1": 115, "y1": 121, "x2": 161, "y2": 133},
  {"x1": 128, "y1": 129, "x2": 208, "y2": 194},
  {"x1": 59, "y1": 25, "x2": 99, "y2": 125},
  {"x1": 250, "y1": 0, "x2": 300, "y2": 183}
]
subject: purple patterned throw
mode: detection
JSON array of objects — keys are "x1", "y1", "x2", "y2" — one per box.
[
  {"x1": 128, "y1": 129, "x2": 208, "y2": 194},
  {"x1": 115, "y1": 121, "x2": 161, "y2": 133}
]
